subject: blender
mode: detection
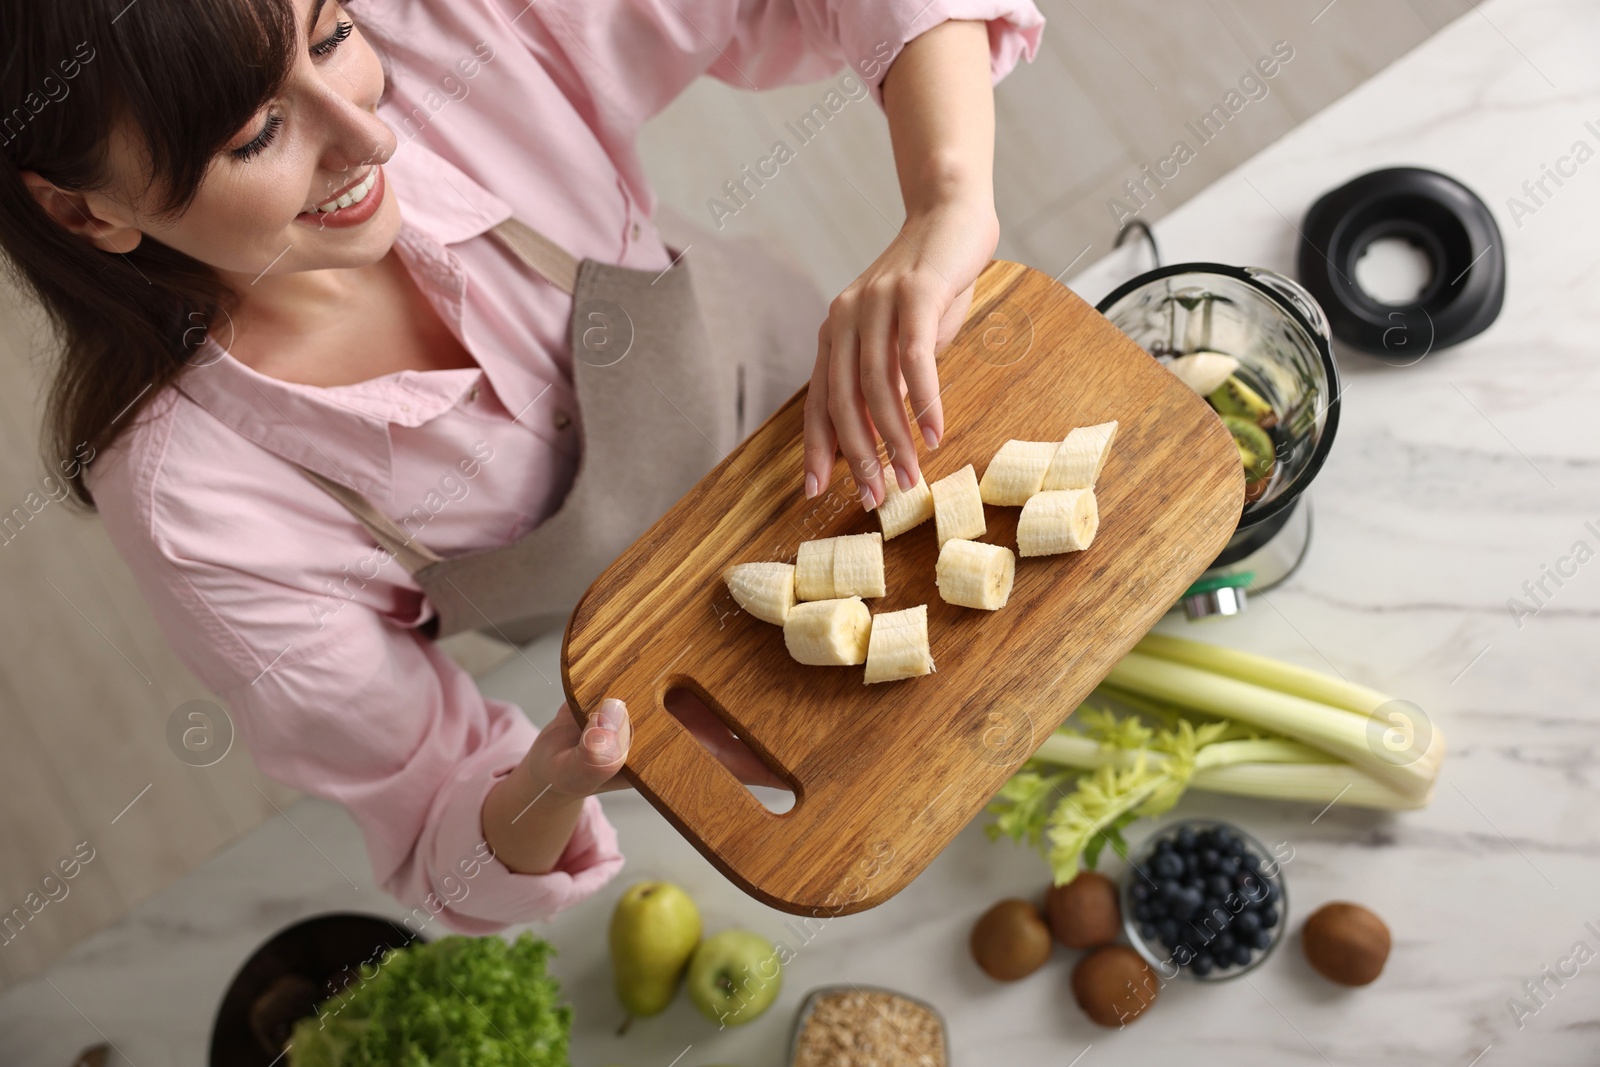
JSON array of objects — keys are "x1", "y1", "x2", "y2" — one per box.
[{"x1": 1095, "y1": 262, "x2": 1341, "y2": 620}]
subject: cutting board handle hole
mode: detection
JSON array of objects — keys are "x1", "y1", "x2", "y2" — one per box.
[{"x1": 663, "y1": 684, "x2": 796, "y2": 814}]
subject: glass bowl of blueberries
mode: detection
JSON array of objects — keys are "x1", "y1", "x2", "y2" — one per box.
[{"x1": 1121, "y1": 818, "x2": 1287, "y2": 981}]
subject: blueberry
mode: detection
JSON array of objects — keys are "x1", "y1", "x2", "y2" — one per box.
[
  {"x1": 1207, "y1": 874, "x2": 1232, "y2": 899},
  {"x1": 1261, "y1": 880, "x2": 1282, "y2": 905},
  {"x1": 1191, "y1": 952, "x2": 1214, "y2": 977},
  {"x1": 1241, "y1": 852, "x2": 1262, "y2": 872},
  {"x1": 1259, "y1": 905, "x2": 1279, "y2": 929},
  {"x1": 1214, "y1": 931, "x2": 1236, "y2": 955},
  {"x1": 1157, "y1": 918, "x2": 1179, "y2": 945},
  {"x1": 1231, "y1": 942, "x2": 1253, "y2": 967},
  {"x1": 1154, "y1": 852, "x2": 1184, "y2": 879},
  {"x1": 1198, "y1": 847, "x2": 1220, "y2": 871},
  {"x1": 1234, "y1": 911, "x2": 1262, "y2": 936},
  {"x1": 1130, "y1": 880, "x2": 1151, "y2": 901},
  {"x1": 1140, "y1": 921, "x2": 1159, "y2": 942},
  {"x1": 1133, "y1": 902, "x2": 1152, "y2": 922},
  {"x1": 1211, "y1": 827, "x2": 1237, "y2": 851},
  {"x1": 1202, "y1": 897, "x2": 1225, "y2": 919},
  {"x1": 1169, "y1": 889, "x2": 1201, "y2": 921},
  {"x1": 1172, "y1": 942, "x2": 1195, "y2": 966},
  {"x1": 1250, "y1": 927, "x2": 1273, "y2": 951},
  {"x1": 1216, "y1": 855, "x2": 1241, "y2": 878},
  {"x1": 1175, "y1": 827, "x2": 1198, "y2": 851}
]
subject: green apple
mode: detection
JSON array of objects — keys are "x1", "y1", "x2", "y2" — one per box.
[
  {"x1": 609, "y1": 881, "x2": 702, "y2": 1018},
  {"x1": 685, "y1": 929, "x2": 783, "y2": 1027}
]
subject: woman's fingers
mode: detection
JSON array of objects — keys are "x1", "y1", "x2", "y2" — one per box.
[
  {"x1": 897, "y1": 274, "x2": 946, "y2": 452},
  {"x1": 801, "y1": 323, "x2": 838, "y2": 499},
  {"x1": 825, "y1": 298, "x2": 884, "y2": 510},
  {"x1": 857, "y1": 276, "x2": 922, "y2": 492},
  {"x1": 538, "y1": 699, "x2": 632, "y2": 796}
]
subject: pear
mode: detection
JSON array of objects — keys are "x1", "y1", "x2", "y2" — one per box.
[{"x1": 609, "y1": 881, "x2": 702, "y2": 1020}]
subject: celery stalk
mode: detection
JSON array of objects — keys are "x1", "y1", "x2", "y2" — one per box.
[
  {"x1": 1102, "y1": 653, "x2": 1440, "y2": 799},
  {"x1": 1134, "y1": 632, "x2": 1393, "y2": 717}
]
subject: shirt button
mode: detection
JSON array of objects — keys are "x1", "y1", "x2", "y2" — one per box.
[
  {"x1": 553, "y1": 410, "x2": 571, "y2": 430},
  {"x1": 468, "y1": 383, "x2": 481, "y2": 402},
  {"x1": 631, "y1": 221, "x2": 641, "y2": 240},
  {"x1": 400, "y1": 403, "x2": 411, "y2": 413}
]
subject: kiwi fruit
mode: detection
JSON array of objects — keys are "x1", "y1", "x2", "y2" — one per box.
[
  {"x1": 1045, "y1": 871, "x2": 1121, "y2": 949},
  {"x1": 1208, "y1": 375, "x2": 1277, "y2": 428},
  {"x1": 970, "y1": 899, "x2": 1052, "y2": 981},
  {"x1": 1221, "y1": 414, "x2": 1275, "y2": 485},
  {"x1": 1071, "y1": 945, "x2": 1159, "y2": 1027},
  {"x1": 1301, "y1": 901, "x2": 1391, "y2": 986}
]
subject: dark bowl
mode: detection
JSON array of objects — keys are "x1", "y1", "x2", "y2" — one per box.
[{"x1": 209, "y1": 912, "x2": 424, "y2": 1066}]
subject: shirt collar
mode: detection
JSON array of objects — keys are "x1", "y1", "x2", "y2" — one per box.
[{"x1": 175, "y1": 348, "x2": 477, "y2": 506}]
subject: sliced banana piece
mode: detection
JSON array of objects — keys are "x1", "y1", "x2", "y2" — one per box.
[
  {"x1": 1017, "y1": 488, "x2": 1099, "y2": 556},
  {"x1": 931, "y1": 464, "x2": 985, "y2": 546},
  {"x1": 980, "y1": 440, "x2": 1058, "y2": 506},
  {"x1": 936, "y1": 539, "x2": 1015, "y2": 610},
  {"x1": 1166, "y1": 351, "x2": 1239, "y2": 396},
  {"x1": 784, "y1": 596, "x2": 872, "y2": 666},
  {"x1": 864, "y1": 604, "x2": 935, "y2": 684},
  {"x1": 722, "y1": 562, "x2": 796, "y2": 625},
  {"x1": 877, "y1": 474, "x2": 934, "y2": 540},
  {"x1": 794, "y1": 537, "x2": 836, "y2": 601},
  {"x1": 831, "y1": 532, "x2": 886, "y2": 598},
  {"x1": 1041, "y1": 420, "x2": 1118, "y2": 491}
]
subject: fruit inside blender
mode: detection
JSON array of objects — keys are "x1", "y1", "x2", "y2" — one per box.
[{"x1": 1203, "y1": 363, "x2": 1287, "y2": 506}]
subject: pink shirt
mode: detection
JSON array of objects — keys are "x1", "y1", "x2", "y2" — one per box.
[{"x1": 88, "y1": 0, "x2": 1044, "y2": 932}]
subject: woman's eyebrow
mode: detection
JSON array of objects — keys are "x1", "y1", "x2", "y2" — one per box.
[{"x1": 306, "y1": 0, "x2": 329, "y2": 39}]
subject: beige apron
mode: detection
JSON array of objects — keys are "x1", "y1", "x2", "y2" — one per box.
[{"x1": 296, "y1": 210, "x2": 822, "y2": 644}]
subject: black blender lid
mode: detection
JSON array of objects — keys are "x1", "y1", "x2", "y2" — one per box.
[{"x1": 1297, "y1": 166, "x2": 1504, "y2": 358}]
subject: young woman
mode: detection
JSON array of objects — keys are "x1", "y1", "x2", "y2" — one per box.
[{"x1": 1, "y1": 0, "x2": 1043, "y2": 930}]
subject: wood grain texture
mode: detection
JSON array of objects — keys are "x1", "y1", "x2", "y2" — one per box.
[{"x1": 562, "y1": 259, "x2": 1243, "y2": 914}]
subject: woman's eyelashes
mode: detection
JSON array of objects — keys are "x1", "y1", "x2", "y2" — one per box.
[
  {"x1": 231, "y1": 113, "x2": 283, "y2": 162},
  {"x1": 310, "y1": 19, "x2": 354, "y2": 59},
  {"x1": 228, "y1": 19, "x2": 354, "y2": 162}
]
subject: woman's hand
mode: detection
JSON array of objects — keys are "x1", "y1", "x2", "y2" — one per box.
[
  {"x1": 803, "y1": 196, "x2": 998, "y2": 509},
  {"x1": 802, "y1": 19, "x2": 1000, "y2": 511},
  {"x1": 482, "y1": 693, "x2": 785, "y2": 874}
]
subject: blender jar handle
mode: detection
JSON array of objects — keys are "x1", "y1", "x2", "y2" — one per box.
[{"x1": 1245, "y1": 266, "x2": 1333, "y2": 343}]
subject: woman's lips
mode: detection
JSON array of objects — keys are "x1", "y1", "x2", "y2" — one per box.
[{"x1": 296, "y1": 166, "x2": 385, "y2": 229}]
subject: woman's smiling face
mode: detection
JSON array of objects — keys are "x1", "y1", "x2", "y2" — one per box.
[{"x1": 101, "y1": 0, "x2": 401, "y2": 280}]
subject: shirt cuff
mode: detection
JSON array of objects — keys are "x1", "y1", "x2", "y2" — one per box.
[
  {"x1": 853, "y1": 0, "x2": 1047, "y2": 108},
  {"x1": 399, "y1": 700, "x2": 625, "y2": 936}
]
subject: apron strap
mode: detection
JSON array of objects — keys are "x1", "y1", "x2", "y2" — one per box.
[
  {"x1": 294, "y1": 464, "x2": 444, "y2": 576},
  {"x1": 489, "y1": 217, "x2": 579, "y2": 295}
]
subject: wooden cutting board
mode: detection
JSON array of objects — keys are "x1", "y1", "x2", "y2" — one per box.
[{"x1": 561, "y1": 259, "x2": 1242, "y2": 915}]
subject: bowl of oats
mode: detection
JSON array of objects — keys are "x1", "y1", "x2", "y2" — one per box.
[{"x1": 789, "y1": 985, "x2": 949, "y2": 1067}]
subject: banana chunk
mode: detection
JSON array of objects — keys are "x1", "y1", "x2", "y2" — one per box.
[
  {"x1": 877, "y1": 474, "x2": 934, "y2": 540},
  {"x1": 931, "y1": 464, "x2": 985, "y2": 546},
  {"x1": 794, "y1": 537, "x2": 837, "y2": 600},
  {"x1": 1042, "y1": 420, "x2": 1118, "y2": 491},
  {"x1": 795, "y1": 533, "x2": 885, "y2": 600},
  {"x1": 864, "y1": 604, "x2": 935, "y2": 684},
  {"x1": 784, "y1": 596, "x2": 872, "y2": 665},
  {"x1": 1017, "y1": 488, "x2": 1099, "y2": 556},
  {"x1": 1166, "y1": 351, "x2": 1239, "y2": 396},
  {"x1": 936, "y1": 538, "x2": 1015, "y2": 610},
  {"x1": 980, "y1": 440, "x2": 1058, "y2": 506},
  {"x1": 722, "y1": 562, "x2": 796, "y2": 625},
  {"x1": 831, "y1": 532, "x2": 886, "y2": 598}
]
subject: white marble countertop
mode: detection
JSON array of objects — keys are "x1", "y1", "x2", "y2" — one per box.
[{"x1": 5, "y1": 0, "x2": 1598, "y2": 1063}]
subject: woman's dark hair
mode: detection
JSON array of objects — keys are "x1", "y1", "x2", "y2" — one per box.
[{"x1": 0, "y1": 0, "x2": 304, "y2": 507}]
